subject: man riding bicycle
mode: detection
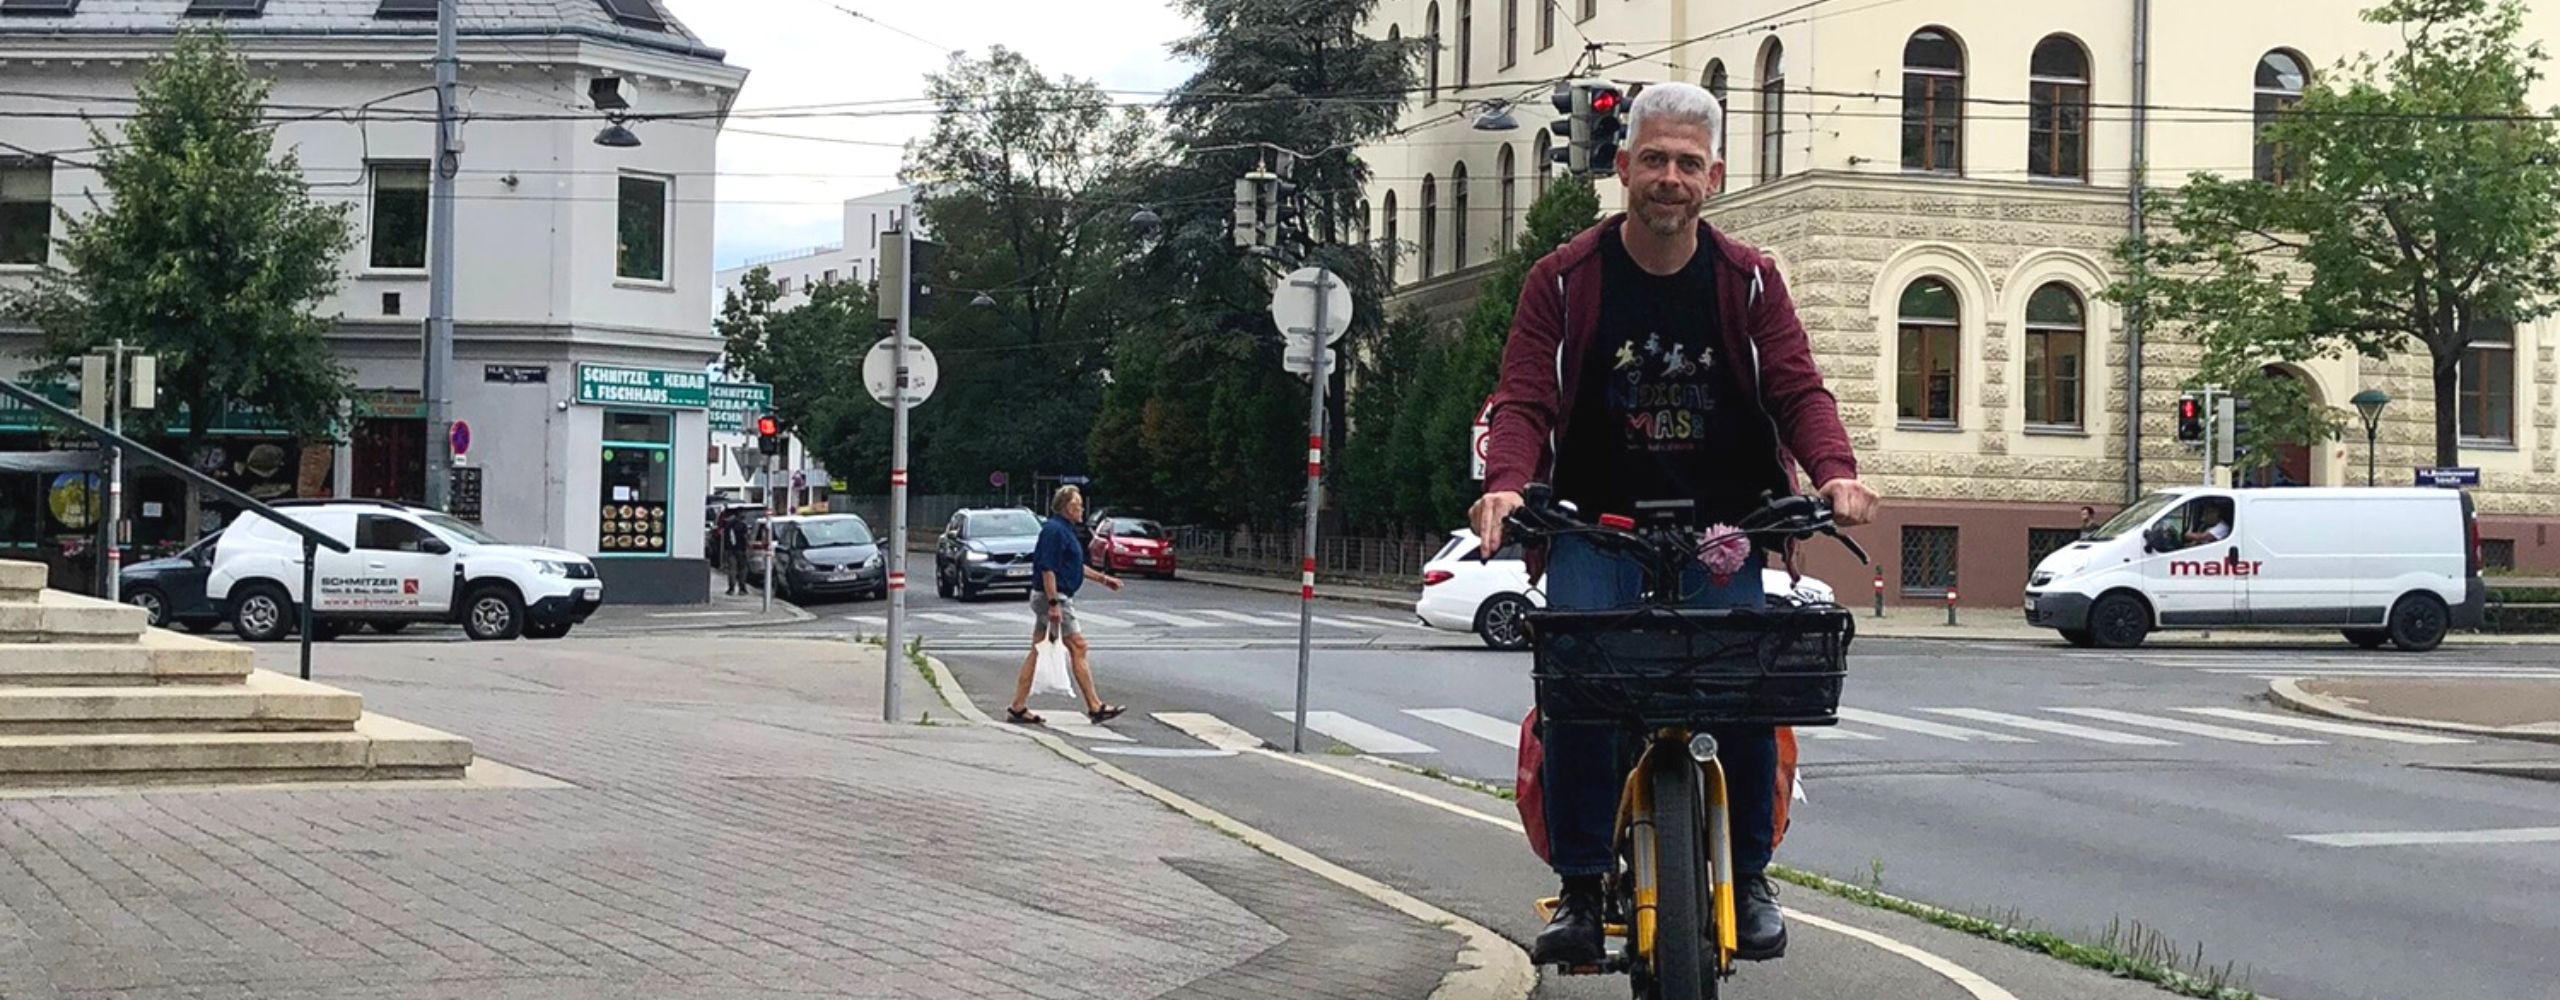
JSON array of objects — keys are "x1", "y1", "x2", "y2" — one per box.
[{"x1": 1469, "y1": 82, "x2": 1878, "y2": 968}]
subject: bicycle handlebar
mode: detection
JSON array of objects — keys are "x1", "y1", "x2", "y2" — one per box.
[{"x1": 1504, "y1": 484, "x2": 1871, "y2": 568}]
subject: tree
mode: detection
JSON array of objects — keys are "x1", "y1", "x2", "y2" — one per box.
[
  {"x1": 714, "y1": 266, "x2": 781, "y2": 383},
  {"x1": 6, "y1": 30, "x2": 354, "y2": 445},
  {"x1": 2111, "y1": 0, "x2": 2560, "y2": 469}
]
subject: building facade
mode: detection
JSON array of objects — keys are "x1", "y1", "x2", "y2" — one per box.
[
  {"x1": 1361, "y1": 0, "x2": 2560, "y2": 601},
  {"x1": 713, "y1": 185, "x2": 917, "y2": 313},
  {"x1": 0, "y1": 0, "x2": 748, "y2": 603}
]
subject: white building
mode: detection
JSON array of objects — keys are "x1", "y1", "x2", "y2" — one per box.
[
  {"x1": 714, "y1": 185, "x2": 918, "y2": 312},
  {"x1": 0, "y1": 0, "x2": 748, "y2": 603}
]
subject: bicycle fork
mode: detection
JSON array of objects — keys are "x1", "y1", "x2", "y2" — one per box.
[{"x1": 1620, "y1": 732, "x2": 1739, "y2": 973}]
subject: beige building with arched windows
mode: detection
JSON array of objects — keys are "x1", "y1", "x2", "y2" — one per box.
[{"x1": 1360, "y1": 0, "x2": 2560, "y2": 602}]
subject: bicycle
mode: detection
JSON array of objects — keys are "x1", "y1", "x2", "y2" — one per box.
[{"x1": 1505, "y1": 484, "x2": 1869, "y2": 1000}]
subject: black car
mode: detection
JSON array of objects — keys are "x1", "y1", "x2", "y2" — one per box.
[
  {"x1": 752, "y1": 514, "x2": 886, "y2": 604},
  {"x1": 934, "y1": 508, "x2": 1044, "y2": 600},
  {"x1": 120, "y1": 531, "x2": 224, "y2": 633}
]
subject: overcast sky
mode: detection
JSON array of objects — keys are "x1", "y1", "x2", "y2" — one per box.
[{"x1": 660, "y1": 0, "x2": 1199, "y2": 269}]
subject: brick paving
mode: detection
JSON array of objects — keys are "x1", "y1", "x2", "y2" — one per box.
[{"x1": 0, "y1": 637, "x2": 1462, "y2": 999}]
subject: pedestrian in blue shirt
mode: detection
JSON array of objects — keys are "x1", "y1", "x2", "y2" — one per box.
[{"x1": 1006, "y1": 485, "x2": 1127, "y2": 726}]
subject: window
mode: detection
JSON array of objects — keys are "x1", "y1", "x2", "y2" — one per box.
[
  {"x1": 374, "y1": 0, "x2": 433, "y2": 15},
  {"x1": 2482, "y1": 538, "x2": 2517, "y2": 572},
  {"x1": 184, "y1": 0, "x2": 264, "y2": 16},
  {"x1": 1425, "y1": 3, "x2": 1441, "y2": 102},
  {"x1": 596, "y1": 0, "x2": 668, "y2": 30},
  {"x1": 1577, "y1": 0, "x2": 1593, "y2": 21},
  {"x1": 2460, "y1": 322, "x2": 2516, "y2": 443},
  {"x1": 0, "y1": 0, "x2": 81, "y2": 14},
  {"x1": 2164, "y1": 498, "x2": 2235, "y2": 551},
  {"x1": 598, "y1": 411, "x2": 673, "y2": 555},
  {"x1": 1501, "y1": 0, "x2": 1518, "y2": 69},
  {"x1": 1532, "y1": 130, "x2": 1551, "y2": 199},
  {"x1": 1355, "y1": 197, "x2": 1371, "y2": 248},
  {"x1": 778, "y1": 277, "x2": 794, "y2": 295},
  {"x1": 1902, "y1": 28, "x2": 1964, "y2": 173},
  {"x1": 2027, "y1": 527, "x2": 2081, "y2": 572},
  {"x1": 366, "y1": 163, "x2": 428, "y2": 270},
  {"x1": 1496, "y1": 144, "x2": 1517, "y2": 250},
  {"x1": 1456, "y1": 0, "x2": 1473, "y2": 89},
  {"x1": 1451, "y1": 162, "x2": 1471, "y2": 271},
  {"x1": 1895, "y1": 278, "x2": 1961, "y2": 424},
  {"x1": 1537, "y1": 0, "x2": 1553, "y2": 50},
  {"x1": 2029, "y1": 35, "x2": 2090, "y2": 181},
  {"x1": 1420, "y1": 174, "x2": 1439, "y2": 278},
  {"x1": 2255, "y1": 50, "x2": 2308, "y2": 183},
  {"x1": 617, "y1": 174, "x2": 669, "y2": 283},
  {"x1": 1759, "y1": 40, "x2": 1787, "y2": 182},
  {"x1": 356, "y1": 515, "x2": 439, "y2": 553},
  {"x1": 2023, "y1": 283, "x2": 2085, "y2": 428},
  {"x1": 1382, "y1": 189, "x2": 1400, "y2": 278},
  {"x1": 1703, "y1": 60, "x2": 1730, "y2": 165},
  {"x1": 823, "y1": 268, "x2": 838, "y2": 284},
  {"x1": 1901, "y1": 526, "x2": 1958, "y2": 596},
  {"x1": 0, "y1": 159, "x2": 52, "y2": 266}
]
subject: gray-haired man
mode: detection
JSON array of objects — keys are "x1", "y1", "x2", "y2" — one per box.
[{"x1": 1004, "y1": 485, "x2": 1127, "y2": 726}]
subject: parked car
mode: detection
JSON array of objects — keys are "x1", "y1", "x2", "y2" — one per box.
[
  {"x1": 1415, "y1": 528, "x2": 1846, "y2": 651},
  {"x1": 706, "y1": 502, "x2": 766, "y2": 558},
  {"x1": 748, "y1": 514, "x2": 886, "y2": 604},
  {"x1": 1087, "y1": 516, "x2": 1177, "y2": 579},
  {"x1": 2025, "y1": 487, "x2": 2485, "y2": 650},
  {"x1": 934, "y1": 508, "x2": 1044, "y2": 600},
  {"x1": 206, "y1": 500, "x2": 603, "y2": 642},
  {"x1": 119, "y1": 530, "x2": 225, "y2": 633}
]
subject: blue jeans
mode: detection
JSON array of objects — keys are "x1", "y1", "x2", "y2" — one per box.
[{"x1": 1540, "y1": 534, "x2": 1776, "y2": 879}]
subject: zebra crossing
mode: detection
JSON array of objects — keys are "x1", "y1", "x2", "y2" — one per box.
[{"x1": 840, "y1": 605, "x2": 1443, "y2": 649}]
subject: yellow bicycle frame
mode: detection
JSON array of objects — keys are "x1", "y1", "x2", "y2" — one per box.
[{"x1": 1615, "y1": 728, "x2": 1737, "y2": 974}]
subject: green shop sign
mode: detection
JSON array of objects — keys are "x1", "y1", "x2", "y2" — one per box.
[
  {"x1": 707, "y1": 381, "x2": 773, "y2": 432},
  {"x1": 576, "y1": 365, "x2": 710, "y2": 410},
  {"x1": 2, "y1": 384, "x2": 293, "y2": 436}
]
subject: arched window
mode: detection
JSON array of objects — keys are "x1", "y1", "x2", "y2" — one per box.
[
  {"x1": 1381, "y1": 190, "x2": 1401, "y2": 280},
  {"x1": 1419, "y1": 175, "x2": 1439, "y2": 278},
  {"x1": 2463, "y1": 318, "x2": 2517, "y2": 442},
  {"x1": 1532, "y1": 130, "x2": 1551, "y2": 200},
  {"x1": 1896, "y1": 278, "x2": 1961, "y2": 424},
  {"x1": 1451, "y1": 161, "x2": 1472, "y2": 270},
  {"x1": 1537, "y1": 0, "x2": 1554, "y2": 51},
  {"x1": 2255, "y1": 50, "x2": 2309, "y2": 183},
  {"x1": 1759, "y1": 40, "x2": 1787, "y2": 182},
  {"x1": 1496, "y1": 144, "x2": 1517, "y2": 249},
  {"x1": 1902, "y1": 28, "x2": 1964, "y2": 173},
  {"x1": 2023, "y1": 284, "x2": 2085, "y2": 428},
  {"x1": 1703, "y1": 59, "x2": 1730, "y2": 165},
  {"x1": 1456, "y1": 1, "x2": 1473, "y2": 90},
  {"x1": 2028, "y1": 35, "x2": 2091, "y2": 181},
  {"x1": 1355, "y1": 197, "x2": 1371, "y2": 248},
  {"x1": 1500, "y1": 0, "x2": 1517, "y2": 69},
  {"x1": 1425, "y1": 3, "x2": 1442, "y2": 102}
]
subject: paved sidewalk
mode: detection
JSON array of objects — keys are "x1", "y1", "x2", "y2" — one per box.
[
  {"x1": 581, "y1": 569, "x2": 814, "y2": 632},
  {"x1": 2272, "y1": 676, "x2": 2560, "y2": 744},
  {"x1": 0, "y1": 636, "x2": 1467, "y2": 1000}
]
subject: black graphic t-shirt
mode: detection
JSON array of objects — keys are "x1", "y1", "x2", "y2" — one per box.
[{"x1": 1552, "y1": 229, "x2": 1764, "y2": 528}]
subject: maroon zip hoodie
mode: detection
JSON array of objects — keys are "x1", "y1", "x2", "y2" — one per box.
[{"x1": 1483, "y1": 214, "x2": 1858, "y2": 509}]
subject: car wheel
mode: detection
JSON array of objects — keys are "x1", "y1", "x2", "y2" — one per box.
[
  {"x1": 958, "y1": 577, "x2": 981, "y2": 602},
  {"x1": 125, "y1": 587, "x2": 170, "y2": 628},
  {"x1": 524, "y1": 621, "x2": 571, "y2": 640},
  {"x1": 2343, "y1": 628, "x2": 2390, "y2": 650},
  {"x1": 2088, "y1": 592, "x2": 2151, "y2": 650},
  {"x1": 370, "y1": 621, "x2": 410, "y2": 635},
  {"x1": 2060, "y1": 628, "x2": 2098, "y2": 648},
  {"x1": 936, "y1": 565, "x2": 955, "y2": 599},
  {"x1": 2386, "y1": 594, "x2": 2449, "y2": 653},
  {"x1": 230, "y1": 584, "x2": 294, "y2": 643},
  {"x1": 463, "y1": 585, "x2": 526, "y2": 641},
  {"x1": 1473, "y1": 593, "x2": 1533, "y2": 651}
]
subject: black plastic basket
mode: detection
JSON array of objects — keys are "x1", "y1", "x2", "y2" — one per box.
[{"x1": 1527, "y1": 605, "x2": 1850, "y2": 728}]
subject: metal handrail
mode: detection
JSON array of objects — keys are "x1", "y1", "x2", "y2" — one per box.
[{"x1": 1, "y1": 379, "x2": 349, "y2": 680}]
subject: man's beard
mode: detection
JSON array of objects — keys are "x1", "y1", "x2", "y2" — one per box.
[{"x1": 1635, "y1": 190, "x2": 1699, "y2": 237}]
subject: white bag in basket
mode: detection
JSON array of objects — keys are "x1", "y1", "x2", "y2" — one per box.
[{"x1": 1031, "y1": 640, "x2": 1075, "y2": 698}]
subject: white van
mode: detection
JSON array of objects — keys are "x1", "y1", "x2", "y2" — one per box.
[
  {"x1": 2023, "y1": 487, "x2": 2484, "y2": 651},
  {"x1": 207, "y1": 500, "x2": 604, "y2": 642}
]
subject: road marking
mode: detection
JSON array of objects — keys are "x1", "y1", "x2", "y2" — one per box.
[
  {"x1": 841, "y1": 614, "x2": 883, "y2": 627},
  {"x1": 1783, "y1": 910, "x2": 2022, "y2": 1000},
  {"x1": 1275, "y1": 711, "x2": 1437, "y2": 754},
  {"x1": 1403, "y1": 708, "x2": 1522, "y2": 749},
  {"x1": 1835, "y1": 708, "x2": 2035, "y2": 743},
  {"x1": 1198, "y1": 609, "x2": 1300, "y2": 627},
  {"x1": 1921, "y1": 708, "x2": 2177, "y2": 746},
  {"x1": 1154, "y1": 712, "x2": 1265, "y2": 751},
  {"x1": 646, "y1": 610, "x2": 751, "y2": 618},
  {"x1": 915, "y1": 612, "x2": 980, "y2": 625},
  {"x1": 1310, "y1": 614, "x2": 1389, "y2": 631},
  {"x1": 2291, "y1": 826, "x2": 2560, "y2": 848},
  {"x1": 1088, "y1": 746, "x2": 1236, "y2": 759},
  {"x1": 2175, "y1": 708, "x2": 2474, "y2": 744},
  {"x1": 1037, "y1": 716, "x2": 1135, "y2": 742},
  {"x1": 1063, "y1": 608, "x2": 1138, "y2": 629},
  {"x1": 2199, "y1": 668, "x2": 2560, "y2": 680},
  {"x1": 1116, "y1": 608, "x2": 1220, "y2": 628},
  {"x1": 1339, "y1": 614, "x2": 1433, "y2": 631},
  {"x1": 1798, "y1": 727, "x2": 1884, "y2": 741},
  {"x1": 2045, "y1": 707, "x2": 2321, "y2": 746}
]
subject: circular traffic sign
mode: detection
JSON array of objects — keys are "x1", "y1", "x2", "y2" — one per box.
[
  {"x1": 450, "y1": 420, "x2": 472, "y2": 458},
  {"x1": 863, "y1": 337, "x2": 939, "y2": 408},
  {"x1": 1270, "y1": 267, "x2": 1354, "y2": 344},
  {"x1": 990, "y1": 471, "x2": 1008, "y2": 489}
]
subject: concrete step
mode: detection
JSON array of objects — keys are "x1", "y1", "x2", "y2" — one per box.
[
  {"x1": 0, "y1": 591, "x2": 147, "y2": 643},
  {"x1": 0, "y1": 629, "x2": 251, "y2": 686},
  {"x1": 0, "y1": 670, "x2": 361, "y2": 735},
  {"x1": 0, "y1": 711, "x2": 473, "y2": 788},
  {"x1": 0, "y1": 560, "x2": 40, "y2": 601}
]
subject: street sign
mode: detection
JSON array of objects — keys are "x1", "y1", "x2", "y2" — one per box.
[
  {"x1": 708, "y1": 381, "x2": 774, "y2": 433},
  {"x1": 576, "y1": 364, "x2": 710, "y2": 410},
  {"x1": 863, "y1": 337, "x2": 940, "y2": 408},
  {"x1": 449, "y1": 420, "x2": 471, "y2": 459},
  {"x1": 484, "y1": 364, "x2": 548, "y2": 384},
  {"x1": 1282, "y1": 346, "x2": 1336, "y2": 377},
  {"x1": 1470, "y1": 398, "x2": 1493, "y2": 481},
  {"x1": 1061, "y1": 475, "x2": 1090, "y2": 486},
  {"x1": 2416, "y1": 466, "x2": 2481, "y2": 488},
  {"x1": 990, "y1": 471, "x2": 1008, "y2": 489},
  {"x1": 1270, "y1": 266, "x2": 1353, "y2": 344}
]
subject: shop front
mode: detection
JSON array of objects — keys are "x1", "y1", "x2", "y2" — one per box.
[{"x1": 564, "y1": 363, "x2": 713, "y2": 604}]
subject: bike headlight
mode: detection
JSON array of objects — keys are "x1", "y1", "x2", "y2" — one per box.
[
  {"x1": 534, "y1": 560, "x2": 568, "y2": 577},
  {"x1": 1687, "y1": 732, "x2": 1721, "y2": 763}
]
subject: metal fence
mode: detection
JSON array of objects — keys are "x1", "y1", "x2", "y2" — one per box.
[{"x1": 1170, "y1": 526, "x2": 1445, "y2": 584}]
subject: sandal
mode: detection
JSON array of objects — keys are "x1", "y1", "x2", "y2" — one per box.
[
  {"x1": 1005, "y1": 707, "x2": 1045, "y2": 726},
  {"x1": 1086, "y1": 704, "x2": 1126, "y2": 724}
]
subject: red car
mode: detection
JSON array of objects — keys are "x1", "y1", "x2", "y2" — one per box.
[{"x1": 1087, "y1": 517, "x2": 1178, "y2": 579}]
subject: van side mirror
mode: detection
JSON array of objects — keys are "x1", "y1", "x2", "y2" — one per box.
[{"x1": 420, "y1": 536, "x2": 451, "y2": 556}]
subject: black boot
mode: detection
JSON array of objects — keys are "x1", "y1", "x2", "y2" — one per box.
[
  {"x1": 1734, "y1": 874, "x2": 1787, "y2": 960},
  {"x1": 1531, "y1": 879, "x2": 1605, "y2": 966}
]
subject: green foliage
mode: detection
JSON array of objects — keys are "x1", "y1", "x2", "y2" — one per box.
[
  {"x1": 6, "y1": 29, "x2": 354, "y2": 443},
  {"x1": 715, "y1": 266, "x2": 781, "y2": 382},
  {"x1": 2110, "y1": 0, "x2": 2560, "y2": 469}
]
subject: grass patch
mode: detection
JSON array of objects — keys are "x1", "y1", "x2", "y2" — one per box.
[{"x1": 1323, "y1": 744, "x2": 1360, "y2": 757}]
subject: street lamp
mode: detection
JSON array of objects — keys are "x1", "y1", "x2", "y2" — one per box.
[
  {"x1": 2351, "y1": 388, "x2": 2390, "y2": 487},
  {"x1": 1471, "y1": 101, "x2": 1520, "y2": 132}
]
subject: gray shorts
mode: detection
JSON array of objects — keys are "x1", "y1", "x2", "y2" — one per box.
[{"x1": 1031, "y1": 591, "x2": 1082, "y2": 639}]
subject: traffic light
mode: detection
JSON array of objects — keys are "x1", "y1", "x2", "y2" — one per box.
[
  {"x1": 2176, "y1": 395, "x2": 2205, "y2": 443},
  {"x1": 1548, "y1": 79, "x2": 1627, "y2": 178},
  {"x1": 1232, "y1": 168, "x2": 1280, "y2": 249},
  {"x1": 1585, "y1": 81, "x2": 1629, "y2": 176},
  {"x1": 1549, "y1": 81, "x2": 1583, "y2": 175},
  {"x1": 756, "y1": 414, "x2": 783, "y2": 456},
  {"x1": 909, "y1": 238, "x2": 942, "y2": 320},
  {"x1": 2228, "y1": 398, "x2": 2255, "y2": 467}
]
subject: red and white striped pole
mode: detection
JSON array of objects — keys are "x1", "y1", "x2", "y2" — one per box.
[{"x1": 1288, "y1": 270, "x2": 1337, "y2": 754}]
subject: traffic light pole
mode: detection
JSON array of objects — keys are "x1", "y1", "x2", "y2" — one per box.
[
  {"x1": 761, "y1": 457, "x2": 775, "y2": 613},
  {"x1": 423, "y1": 0, "x2": 458, "y2": 511}
]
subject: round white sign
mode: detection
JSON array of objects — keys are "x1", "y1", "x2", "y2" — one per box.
[
  {"x1": 863, "y1": 337, "x2": 939, "y2": 408},
  {"x1": 1269, "y1": 266, "x2": 1354, "y2": 344}
]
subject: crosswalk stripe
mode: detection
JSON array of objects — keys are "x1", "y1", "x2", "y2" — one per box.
[
  {"x1": 2175, "y1": 708, "x2": 2474, "y2": 745},
  {"x1": 1835, "y1": 708, "x2": 2036, "y2": 743},
  {"x1": 1155, "y1": 712, "x2": 1264, "y2": 751},
  {"x1": 1118, "y1": 608, "x2": 1221, "y2": 628},
  {"x1": 1340, "y1": 614, "x2": 1433, "y2": 631},
  {"x1": 1063, "y1": 608, "x2": 1138, "y2": 629},
  {"x1": 1277, "y1": 710, "x2": 1437, "y2": 754},
  {"x1": 1798, "y1": 727, "x2": 1884, "y2": 741},
  {"x1": 1403, "y1": 709, "x2": 1522, "y2": 749},
  {"x1": 1310, "y1": 614, "x2": 1390, "y2": 631},
  {"x1": 2045, "y1": 707, "x2": 2321, "y2": 746},
  {"x1": 1921, "y1": 708, "x2": 2177, "y2": 746},
  {"x1": 842, "y1": 614, "x2": 883, "y2": 627},
  {"x1": 1200, "y1": 609, "x2": 1300, "y2": 627},
  {"x1": 1038, "y1": 716, "x2": 1135, "y2": 742},
  {"x1": 915, "y1": 612, "x2": 980, "y2": 625}
]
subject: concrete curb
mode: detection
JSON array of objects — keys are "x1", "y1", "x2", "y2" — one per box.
[
  {"x1": 914, "y1": 654, "x2": 1535, "y2": 1000},
  {"x1": 2266, "y1": 678, "x2": 2560, "y2": 745},
  {"x1": 583, "y1": 598, "x2": 818, "y2": 634},
  {"x1": 1177, "y1": 569, "x2": 1415, "y2": 612}
]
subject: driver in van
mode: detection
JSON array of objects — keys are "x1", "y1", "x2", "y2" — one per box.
[{"x1": 2183, "y1": 501, "x2": 2234, "y2": 547}]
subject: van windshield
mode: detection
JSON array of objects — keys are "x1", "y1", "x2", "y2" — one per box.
[
  {"x1": 2086, "y1": 493, "x2": 2184, "y2": 541},
  {"x1": 421, "y1": 513, "x2": 504, "y2": 546}
]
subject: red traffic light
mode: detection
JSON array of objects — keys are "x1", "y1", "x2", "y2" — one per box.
[
  {"x1": 1590, "y1": 89, "x2": 1621, "y2": 115},
  {"x1": 2178, "y1": 398, "x2": 2200, "y2": 420},
  {"x1": 756, "y1": 415, "x2": 780, "y2": 437}
]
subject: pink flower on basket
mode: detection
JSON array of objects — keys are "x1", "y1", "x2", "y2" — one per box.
[{"x1": 1696, "y1": 524, "x2": 1750, "y2": 586}]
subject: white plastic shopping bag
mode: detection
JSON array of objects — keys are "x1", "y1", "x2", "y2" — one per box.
[{"x1": 1031, "y1": 640, "x2": 1074, "y2": 698}]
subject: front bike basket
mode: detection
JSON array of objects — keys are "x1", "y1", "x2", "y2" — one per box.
[{"x1": 1527, "y1": 605, "x2": 1849, "y2": 728}]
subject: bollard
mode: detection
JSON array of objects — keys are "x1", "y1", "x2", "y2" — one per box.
[
  {"x1": 1945, "y1": 581, "x2": 1959, "y2": 626},
  {"x1": 1873, "y1": 569, "x2": 1886, "y2": 618}
]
